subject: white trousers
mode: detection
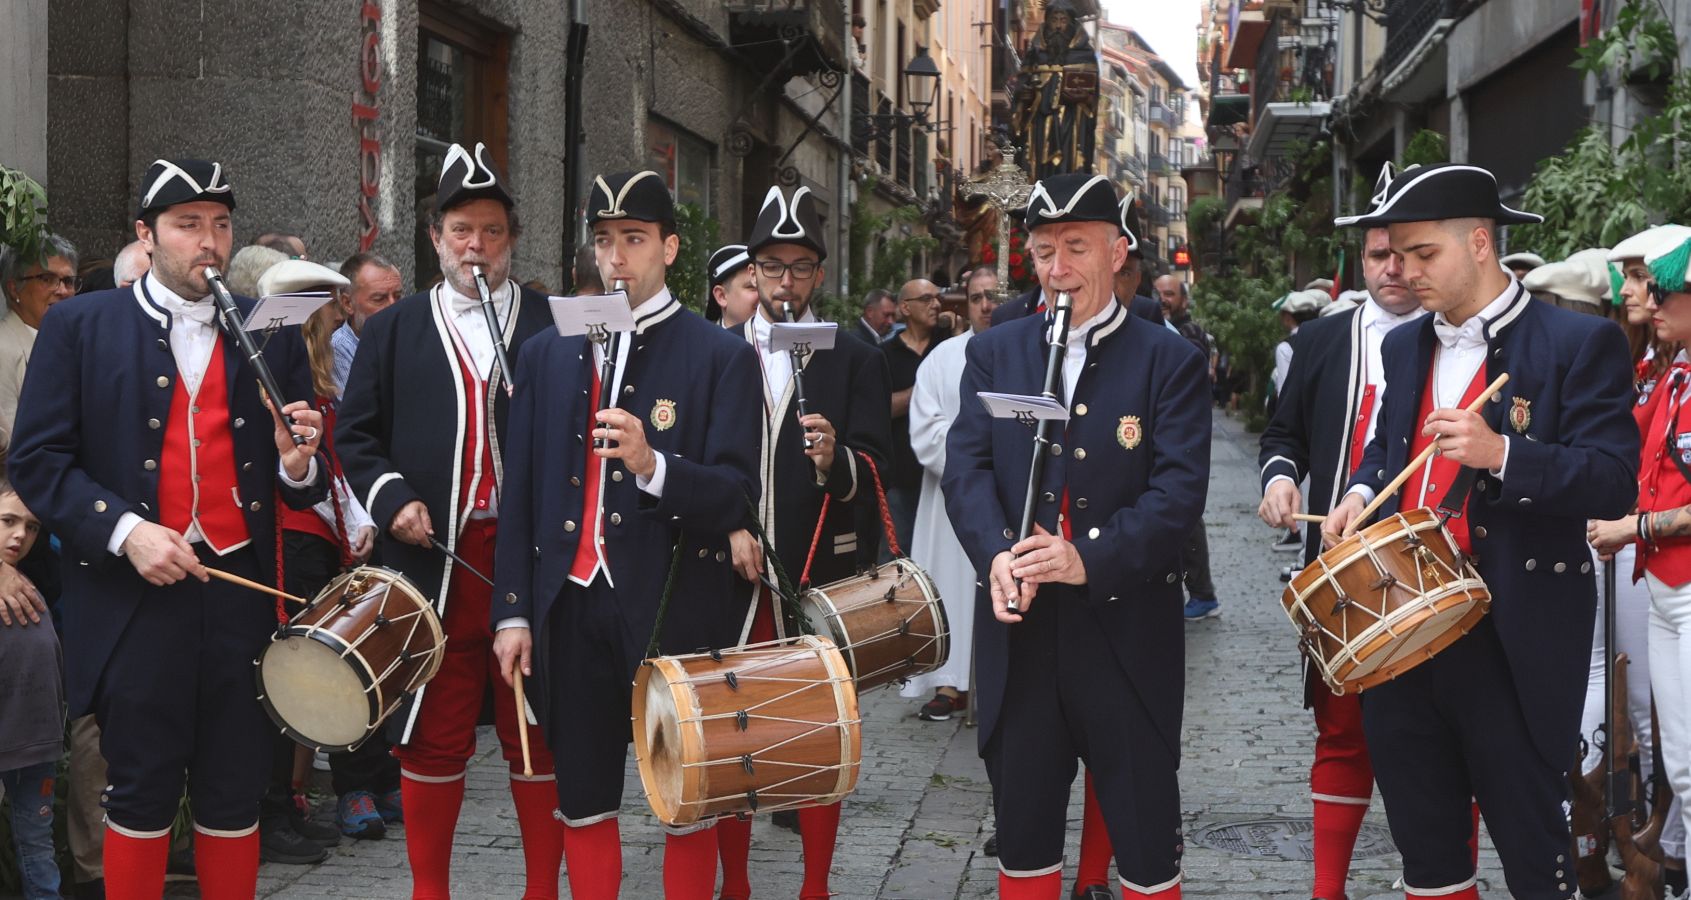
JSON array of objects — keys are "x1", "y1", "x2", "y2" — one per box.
[
  {"x1": 1644, "y1": 566, "x2": 1691, "y2": 857},
  {"x1": 1583, "y1": 546, "x2": 1657, "y2": 780}
]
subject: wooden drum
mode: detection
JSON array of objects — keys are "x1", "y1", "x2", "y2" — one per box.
[
  {"x1": 632, "y1": 635, "x2": 861, "y2": 827},
  {"x1": 799, "y1": 559, "x2": 948, "y2": 692},
  {"x1": 1282, "y1": 508, "x2": 1490, "y2": 695},
  {"x1": 256, "y1": 566, "x2": 445, "y2": 751}
]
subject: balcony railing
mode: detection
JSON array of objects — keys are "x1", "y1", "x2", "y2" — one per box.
[
  {"x1": 1148, "y1": 153, "x2": 1169, "y2": 175},
  {"x1": 1382, "y1": 0, "x2": 1457, "y2": 78},
  {"x1": 1224, "y1": 157, "x2": 1266, "y2": 213},
  {"x1": 1150, "y1": 202, "x2": 1171, "y2": 227},
  {"x1": 1248, "y1": 10, "x2": 1335, "y2": 119},
  {"x1": 1148, "y1": 101, "x2": 1174, "y2": 129},
  {"x1": 724, "y1": 0, "x2": 848, "y2": 79}
]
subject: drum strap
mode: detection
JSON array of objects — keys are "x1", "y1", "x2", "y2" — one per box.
[
  {"x1": 1433, "y1": 466, "x2": 1479, "y2": 523},
  {"x1": 798, "y1": 451, "x2": 902, "y2": 589},
  {"x1": 642, "y1": 537, "x2": 686, "y2": 660},
  {"x1": 742, "y1": 495, "x2": 815, "y2": 638}
]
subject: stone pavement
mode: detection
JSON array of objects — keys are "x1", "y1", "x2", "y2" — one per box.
[{"x1": 229, "y1": 409, "x2": 1512, "y2": 898}]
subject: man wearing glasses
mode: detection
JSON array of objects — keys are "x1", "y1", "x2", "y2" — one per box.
[
  {"x1": 0, "y1": 233, "x2": 79, "y2": 442},
  {"x1": 882, "y1": 278, "x2": 951, "y2": 555},
  {"x1": 717, "y1": 185, "x2": 891, "y2": 900}
]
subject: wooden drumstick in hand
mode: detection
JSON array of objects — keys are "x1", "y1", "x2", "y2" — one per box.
[
  {"x1": 1352, "y1": 372, "x2": 1511, "y2": 531},
  {"x1": 512, "y1": 662, "x2": 534, "y2": 777}
]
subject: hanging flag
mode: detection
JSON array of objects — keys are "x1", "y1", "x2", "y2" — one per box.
[{"x1": 1330, "y1": 248, "x2": 1345, "y2": 299}]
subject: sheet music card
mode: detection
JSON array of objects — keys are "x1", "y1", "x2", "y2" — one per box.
[
  {"x1": 548, "y1": 291, "x2": 636, "y2": 337},
  {"x1": 245, "y1": 292, "x2": 335, "y2": 331},
  {"x1": 976, "y1": 392, "x2": 1070, "y2": 426},
  {"x1": 769, "y1": 322, "x2": 838, "y2": 355}
]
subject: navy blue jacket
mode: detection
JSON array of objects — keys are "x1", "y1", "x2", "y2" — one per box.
[
  {"x1": 9, "y1": 283, "x2": 326, "y2": 716},
  {"x1": 942, "y1": 303, "x2": 1211, "y2": 755},
  {"x1": 1258, "y1": 307, "x2": 1364, "y2": 566},
  {"x1": 335, "y1": 285, "x2": 553, "y2": 608},
  {"x1": 491, "y1": 299, "x2": 763, "y2": 705},
  {"x1": 1347, "y1": 284, "x2": 1639, "y2": 763}
]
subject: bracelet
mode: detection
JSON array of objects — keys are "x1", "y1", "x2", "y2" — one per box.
[
  {"x1": 1643, "y1": 513, "x2": 1658, "y2": 549},
  {"x1": 1639, "y1": 513, "x2": 1650, "y2": 546}
]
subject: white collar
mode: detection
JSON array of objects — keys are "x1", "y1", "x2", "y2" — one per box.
[
  {"x1": 441, "y1": 277, "x2": 513, "y2": 312},
  {"x1": 143, "y1": 270, "x2": 211, "y2": 311},
  {"x1": 1433, "y1": 280, "x2": 1517, "y2": 337},
  {"x1": 1051, "y1": 297, "x2": 1124, "y2": 349},
  {"x1": 630, "y1": 286, "x2": 683, "y2": 334},
  {"x1": 1360, "y1": 298, "x2": 1425, "y2": 332}
]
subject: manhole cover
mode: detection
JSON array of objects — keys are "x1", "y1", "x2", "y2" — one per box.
[{"x1": 1190, "y1": 818, "x2": 1397, "y2": 861}]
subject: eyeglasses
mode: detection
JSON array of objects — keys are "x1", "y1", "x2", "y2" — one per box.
[
  {"x1": 19, "y1": 272, "x2": 80, "y2": 292},
  {"x1": 754, "y1": 259, "x2": 819, "y2": 280},
  {"x1": 903, "y1": 293, "x2": 941, "y2": 305}
]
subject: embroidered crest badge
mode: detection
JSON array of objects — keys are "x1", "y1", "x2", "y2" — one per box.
[
  {"x1": 1117, "y1": 415, "x2": 1142, "y2": 450},
  {"x1": 650, "y1": 399, "x2": 677, "y2": 431},
  {"x1": 1509, "y1": 397, "x2": 1531, "y2": 435}
]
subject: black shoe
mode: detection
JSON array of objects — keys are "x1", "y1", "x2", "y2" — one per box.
[
  {"x1": 983, "y1": 833, "x2": 997, "y2": 856},
  {"x1": 1073, "y1": 886, "x2": 1113, "y2": 900},
  {"x1": 918, "y1": 691, "x2": 966, "y2": 721},
  {"x1": 74, "y1": 879, "x2": 106, "y2": 900},
  {"x1": 1272, "y1": 531, "x2": 1303, "y2": 552},
  {"x1": 289, "y1": 808, "x2": 342, "y2": 848},
  {"x1": 260, "y1": 820, "x2": 329, "y2": 865},
  {"x1": 770, "y1": 809, "x2": 801, "y2": 834}
]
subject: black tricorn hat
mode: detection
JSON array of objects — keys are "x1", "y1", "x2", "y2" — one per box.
[
  {"x1": 1025, "y1": 173, "x2": 1136, "y2": 243},
  {"x1": 746, "y1": 186, "x2": 827, "y2": 261},
  {"x1": 586, "y1": 171, "x2": 675, "y2": 230},
  {"x1": 1334, "y1": 163, "x2": 1542, "y2": 228},
  {"x1": 436, "y1": 142, "x2": 514, "y2": 214},
  {"x1": 137, "y1": 159, "x2": 236, "y2": 219},
  {"x1": 708, "y1": 244, "x2": 751, "y2": 289}
]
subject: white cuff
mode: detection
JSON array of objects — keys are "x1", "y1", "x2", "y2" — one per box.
[
  {"x1": 495, "y1": 617, "x2": 530, "y2": 631},
  {"x1": 1263, "y1": 474, "x2": 1295, "y2": 494},
  {"x1": 278, "y1": 456, "x2": 319, "y2": 489},
  {"x1": 636, "y1": 452, "x2": 667, "y2": 498},
  {"x1": 1344, "y1": 484, "x2": 1376, "y2": 506},
  {"x1": 108, "y1": 512, "x2": 144, "y2": 556},
  {"x1": 1490, "y1": 436, "x2": 1509, "y2": 480}
]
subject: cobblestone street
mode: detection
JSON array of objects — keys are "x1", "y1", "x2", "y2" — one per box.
[{"x1": 242, "y1": 409, "x2": 1509, "y2": 898}]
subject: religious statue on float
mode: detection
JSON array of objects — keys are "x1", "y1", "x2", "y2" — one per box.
[{"x1": 1011, "y1": 0, "x2": 1100, "y2": 179}]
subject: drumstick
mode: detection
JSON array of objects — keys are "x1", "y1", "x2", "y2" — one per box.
[
  {"x1": 512, "y1": 662, "x2": 534, "y2": 777},
  {"x1": 205, "y1": 567, "x2": 312, "y2": 605},
  {"x1": 1292, "y1": 513, "x2": 1326, "y2": 524},
  {"x1": 1350, "y1": 372, "x2": 1511, "y2": 532}
]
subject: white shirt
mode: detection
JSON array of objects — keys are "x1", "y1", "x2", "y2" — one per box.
[
  {"x1": 438, "y1": 278, "x2": 515, "y2": 379},
  {"x1": 109, "y1": 272, "x2": 317, "y2": 555},
  {"x1": 1048, "y1": 298, "x2": 1123, "y2": 404},
  {"x1": 1345, "y1": 282, "x2": 1516, "y2": 506}
]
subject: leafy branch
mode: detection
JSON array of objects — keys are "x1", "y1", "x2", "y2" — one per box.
[{"x1": 0, "y1": 166, "x2": 50, "y2": 267}]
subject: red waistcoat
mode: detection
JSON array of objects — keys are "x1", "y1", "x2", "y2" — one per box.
[
  {"x1": 1403, "y1": 360, "x2": 1489, "y2": 555},
  {"x1": 158, "y1": 335, "x2": 251, "y2": 553}
]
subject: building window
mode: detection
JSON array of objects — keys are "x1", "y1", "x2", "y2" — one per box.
[
  {"x1": 645, "y1": 118, "x2": 713, "y2": 217},
  {"x1": 415, "y1": 3, "x2": 510, "y2": 288}
]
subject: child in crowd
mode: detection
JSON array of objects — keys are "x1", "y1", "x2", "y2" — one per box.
[{"x1": 0, "y1": 478, "x2": 63, "y2": 900}]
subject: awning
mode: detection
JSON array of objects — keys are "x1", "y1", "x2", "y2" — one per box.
[{"x1": 1246, "y1": 101, "x2": 1331, "y2": 160}]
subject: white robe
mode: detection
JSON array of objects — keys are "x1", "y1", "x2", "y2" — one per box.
[{"x1": 900, "y1": 331, "x2": 976, "y2": 698}]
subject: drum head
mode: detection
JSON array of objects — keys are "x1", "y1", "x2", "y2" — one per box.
[
  {"x1": 258, "y1": 635, "x2": 376, "y2": 749},
  {"x1": 634, "y1": 662, "x2": 691, "y2": 825}
]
